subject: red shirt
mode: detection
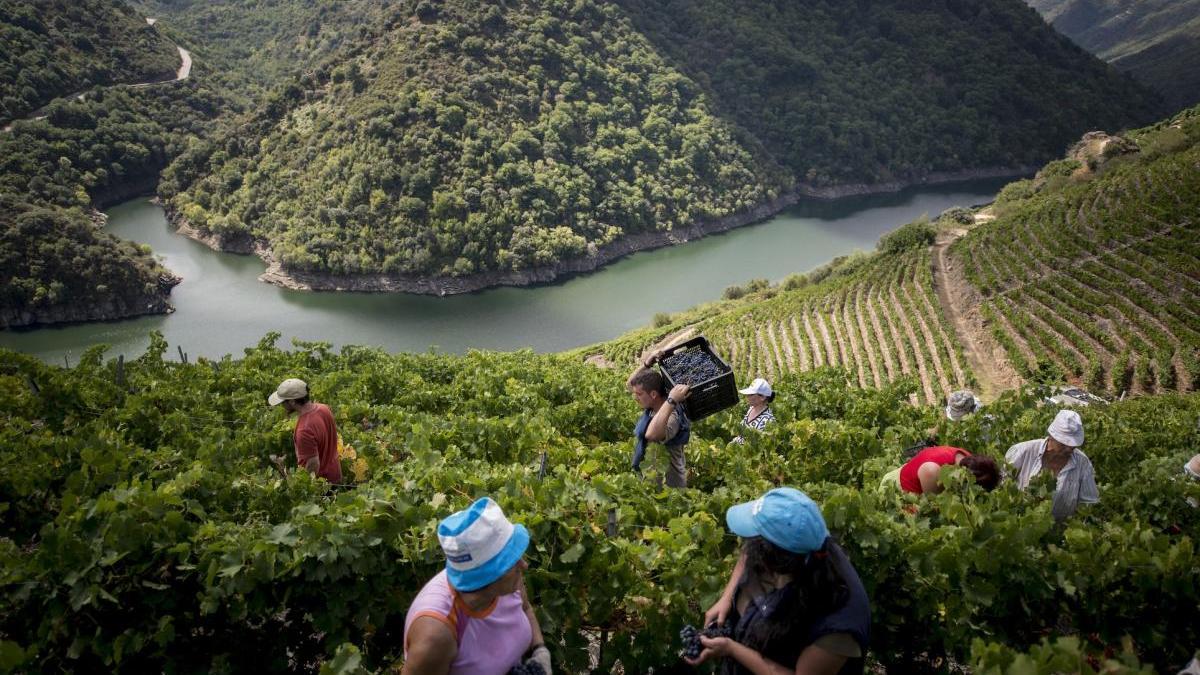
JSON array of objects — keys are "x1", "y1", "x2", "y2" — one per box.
[
  {"x1": 899, "y1": 446, "x2": 969, "y2": 493},
  {"x1": 294, "y1": 403, "x2": 342, "y2": 483}
]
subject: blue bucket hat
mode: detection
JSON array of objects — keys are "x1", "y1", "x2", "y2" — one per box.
[
  {"x1": 437, "y1": 497, "x2": 529, "y2": 592},
  {"x1": 726, "y1": 487, "x2": 829, "y2": 554}
]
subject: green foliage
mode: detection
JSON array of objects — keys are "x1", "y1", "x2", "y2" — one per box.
[
  {"x1": 1028, "y1": 0, "x2": 1200, "y2": 111},
  {"x1": 162, "y1": 0, "x2": 1162, "y2": 281},
  {"x1": 618, "y1": 0, "x2": 1162, "y2": 186},
  {"x1": 951, "y1": 105, "x2": 1200, "y2": 395},
  {"x1": 0, "y1": 0, "x2": 180, "y2": 124},
  {"x1": 1, "y1": 339, "x2": 1197, "y2": 672},
  {"x1": 0, "y1": 196, "x2": 176, "y2": 327},
  {"x1": 972, "y1": 635, "x2": 1156, "y2": 675},
  {"x1": 0, "y1": 81, "x2": 230, "y2": 326},
  {"x1": 878, "y1": 217, "x2": 935, "y2": 254}
]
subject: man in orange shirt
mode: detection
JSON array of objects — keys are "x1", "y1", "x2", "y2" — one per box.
[{"x1": 268, "y1": 378, "x2": 342, "y2": 483}]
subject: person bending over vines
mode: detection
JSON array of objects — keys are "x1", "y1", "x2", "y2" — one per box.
[
  {"x1": 880, "y1": 446, "x2": 1000, "y2": 494},
  {"x1": 692, "y1": 488, "x2": 871, "y2": 675}
]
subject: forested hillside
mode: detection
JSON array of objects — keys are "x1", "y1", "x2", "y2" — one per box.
[
  {"x1": 0, "y1": 337, "x2": 1195, "y2": 672},
  {"x1": 130, "y1": 0, "x2": 399, "y2": 103},
  {"x1": 163, "y1": 0, "x2": 1160, "y2": 287},
  {"x1": 1027, "y1": 0, "x2": 1200, "y2": 110},
  {"x1": 618, "y1": 0, "x2": 1158, "y2": 185},
  {"x1": 587, "y1": 104, "x2": 1200, "y2": 403},
  {"x1": 0, "y1": 14, "x2": 232, "y2": 328},
  {"x1": 0, "y1": 0, "x2": 180, "y2": 125}
]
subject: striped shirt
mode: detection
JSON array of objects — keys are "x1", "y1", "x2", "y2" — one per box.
[
  {"x1": 742, "y1": 406, "x2": 775, "y2": 432},
  {"x1": 1005, "y1": 438, "x2": 1099, "y2": 520}
]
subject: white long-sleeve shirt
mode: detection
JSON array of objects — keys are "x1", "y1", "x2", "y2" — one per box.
[{"x1": 1005, "y1": 438, "x2": 1100, "y2": 520}]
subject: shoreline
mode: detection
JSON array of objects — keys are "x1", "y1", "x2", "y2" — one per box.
[{"x1": 164, "y1": 165, "x2": 1033, "y2": 296}]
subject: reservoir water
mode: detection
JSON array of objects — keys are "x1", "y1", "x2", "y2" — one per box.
[{"x1": 0, "y1": 178, "x2": 1008, "y2": 362}]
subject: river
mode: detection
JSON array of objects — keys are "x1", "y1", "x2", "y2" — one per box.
[{"x1": 0, "y1": 178, "x2": 1009, "y2": 362}]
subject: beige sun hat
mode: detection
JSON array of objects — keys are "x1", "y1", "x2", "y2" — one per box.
[{"x1": 268, "y1": 378, "x2": 309, "y2": 406}]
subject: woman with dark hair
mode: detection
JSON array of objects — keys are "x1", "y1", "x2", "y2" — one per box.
[
  {"x1": 885, "y1": 446, "x2": 1000, "y2": 494},
  {"x1": 690, "y1": 488, "x2": 870, "y2": 675}
]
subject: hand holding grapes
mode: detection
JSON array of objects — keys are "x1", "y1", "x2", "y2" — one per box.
[
  {"x1": 668, "y1": 383, "x2": 691, "y2": 402},
  {"x1": 684, "y1": 635, "x2": 735, "y2": 665}
]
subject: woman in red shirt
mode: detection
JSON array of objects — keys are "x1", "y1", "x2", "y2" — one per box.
[{"x1": 898, "y1": 446, "x2": 999, "y2": 494}]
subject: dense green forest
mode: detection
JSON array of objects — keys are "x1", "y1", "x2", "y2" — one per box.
[
  {"x1": 162, "y1": 0, "x2": 784, "y2": 278},
  {"x1": 618, "y1": 0, "x2": 1160, "y2": 184},
  {"x1": 1027, "y1": 0, "x2": 1200, "y2": 110},
  {"x1": 164, "y1": 0, "x2": 1162, "y2": 282},
  {"x1": 0, "y1": 0, "x2": 180, "y2": 125},
  {"x1": 0, "y1": 61, "x2": 232, "y2": 327},
  {"x1": 130, "y1": 0, "x2": 400, "y2": 103},
  {"x1": 0, "y1": 196, "x2": 177, "y2": 328}
]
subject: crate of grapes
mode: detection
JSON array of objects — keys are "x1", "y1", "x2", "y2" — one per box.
[{"x1": 658, "y1": 336, "x2": 738, "y2": 421}]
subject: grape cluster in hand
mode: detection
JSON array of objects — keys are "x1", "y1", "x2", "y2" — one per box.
[
  {"x1": 508, "y1": 661, "x2": 545, "y2": 675},
  {"x1": 661, "y1": 350, "x2": 723, "y2": 385},
  {"x1": 680, "y1": 622, "x2": 733, "y2": 659}
]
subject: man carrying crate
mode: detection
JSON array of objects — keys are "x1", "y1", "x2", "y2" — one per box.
[{"x1": 627, "y1": 353, "x2": 691, "y2": 488}]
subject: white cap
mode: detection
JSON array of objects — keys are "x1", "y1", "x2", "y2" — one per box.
[
  {"x1": 1047, "y1": 409, "x2": 1084, "y2": 447},
  {"x1": 268, "y1": 378, "x2": 309, "y2": 406},
  {"x1": 738, "y1": 377, "x2": 772, "y2": 397}
]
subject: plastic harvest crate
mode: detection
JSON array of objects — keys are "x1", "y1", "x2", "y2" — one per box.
[{"x1": 658, "y1": 336, "x2": 738, "y2": 421}]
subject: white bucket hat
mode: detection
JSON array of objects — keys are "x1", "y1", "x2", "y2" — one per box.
[
  {"x1": 1047, "y1": 409, "x2": 1084, "y2": 447},
  {"x1": 268, "y1": 378, "x2": 309, "y2": 406},
  {"x1": 437, "y1": 497, "x2": 530, "y2": 592},
  {"x1": 739, "y1": 377, "x2": 773, "y2": 397}
]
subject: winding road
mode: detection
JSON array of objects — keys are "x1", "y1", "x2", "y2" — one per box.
[{"x1": 2, "y1": 18, "x2": 191, "y2": 133}]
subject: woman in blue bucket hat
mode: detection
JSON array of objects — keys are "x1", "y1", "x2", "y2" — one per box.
[
  {"x1": 689, "y1": 488, "x2": 871, "y2": 675},
  {"x1": 403, "y1": 497, "x2": 551, "y2": 675}
]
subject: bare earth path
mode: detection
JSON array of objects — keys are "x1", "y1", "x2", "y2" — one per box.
[{"x1": 930, "y1": 223, "x2": 1023, "y2": 399}]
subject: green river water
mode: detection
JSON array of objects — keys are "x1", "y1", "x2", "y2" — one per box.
[{"x1": 0, "y1": 178, "x2": 1008, "y2": 362}]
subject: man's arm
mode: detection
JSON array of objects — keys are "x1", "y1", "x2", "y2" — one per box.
[
  {"x1": 402, "y1": 616, "x2": 457, "y2": 675},
  {"x1": 646, "y1": 384, "x2": 690, "y2": 442}
]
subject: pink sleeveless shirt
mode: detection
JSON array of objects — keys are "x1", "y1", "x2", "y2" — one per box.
[{"x1": 404, "y1": 570, "x2": 532, "y2": 675}]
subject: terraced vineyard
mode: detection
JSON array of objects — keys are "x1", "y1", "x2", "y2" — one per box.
[
  {"x1": 592, "y1": 239, "x2": 974, "y2": 407},
  {"x1": 592, "y1": 106, "x2": 1200, "y2": 405},
  {"x1": 953, "y1": 113, "x2": 1200, "y2": 395}
]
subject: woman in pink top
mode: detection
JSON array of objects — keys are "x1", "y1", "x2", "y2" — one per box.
[{"x1": 403, "y1": 497, "x2": 552, "y2": 675}]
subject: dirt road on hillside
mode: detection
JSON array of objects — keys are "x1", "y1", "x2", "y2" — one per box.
[{"x1": 929, "y1": 218, "x2": 1022, "y2": 399}]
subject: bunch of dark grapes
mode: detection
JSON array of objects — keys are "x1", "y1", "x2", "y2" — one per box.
[
  {"x1": 680, "y1": 622, "x2": 733, "y2": 659},
  {"x1": 508, "y1": 661, "x2": 545, "y2": 675},
  {"x1": 662, "y1": 350, "x2": 723, "y2": 385},
  {"x1": 680, "y1": 624, "x2": 702, "y2": 659}
]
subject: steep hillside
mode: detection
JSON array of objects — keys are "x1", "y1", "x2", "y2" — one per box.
[
  {"x1": 587, "y1": 105, "x2": 1200, "y2": 401},
  {"x1": 0, "y1": 0, "x2": 181, "y2": 125},
  {"x1": 130, "y1": 0, "x2": 398, "y2": 102},
  {"x1": 1027, "y1": 0, "x2": 1200, "y2": 110},
  {"x1": 618, "y1": 0, "x2": 1160, "y2": 186},
  {"x1": 162, "y1": 0, "x2": 784, "y2": 283},
  {"x1": 951, "y1": 106, "x2": 1200, "y2": 395},
  {"x1": 163, "y1": 0, "x2": 1161, "y2": 291},
  {"x1": 0, "y1": 30, "x2": 231, "y2": 327}
]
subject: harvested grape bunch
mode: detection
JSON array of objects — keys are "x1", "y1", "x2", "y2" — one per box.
[
  {"x1": 508, "y1": 660, "x2": 545, "y2": 675},
  {"x1": 680, "y1": 622, "x2": 735, "y2": 660},
  {"x1": 702, "y1": 621, "x2": 733, "y2": 639},
  {"x1": 661, "y1": 350, "x2": 723, "y2": 385},
  {"x1": 680, "y1": 624, "x2": 702, "y2": 659}
]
